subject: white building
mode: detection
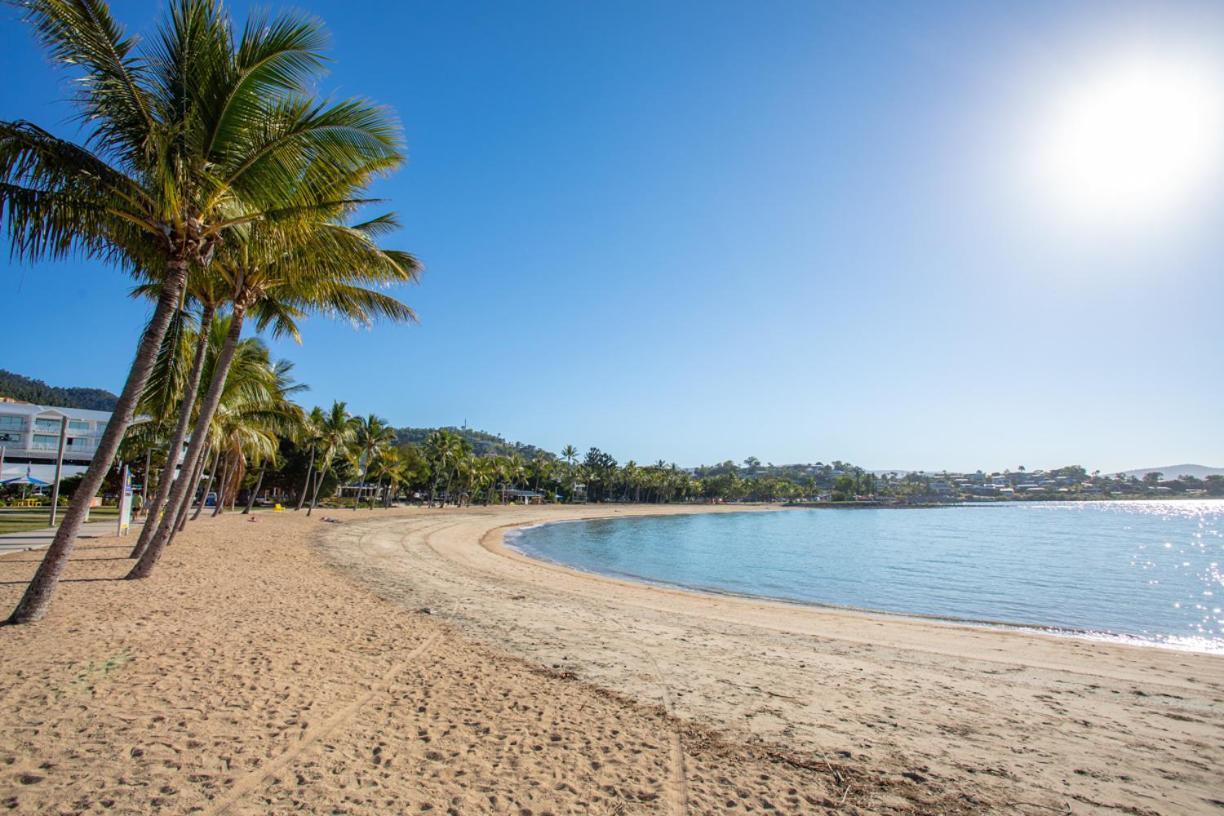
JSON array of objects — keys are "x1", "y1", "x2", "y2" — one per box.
[{"x1": 0, "y1": 402, "x2": 112, "y2": 483}]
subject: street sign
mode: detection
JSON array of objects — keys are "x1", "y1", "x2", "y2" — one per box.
[{"x1": 118, "y1": 466, "x2": 133, "y2": 536}]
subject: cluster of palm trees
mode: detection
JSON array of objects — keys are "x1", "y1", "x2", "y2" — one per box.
[
  {"x1": 290, "y1": 405, "x2": 408, "y2": 513},
  {"x1": 379, "y1": 436, "x2": 703, "y2": 507},
  {"x1": 1, "y1": 0, "x2": 419, "y2": 623}
]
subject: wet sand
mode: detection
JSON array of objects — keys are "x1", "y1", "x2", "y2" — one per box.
[{"x1": 0, "y1": 504, "x2": 1220, "y2": 814}]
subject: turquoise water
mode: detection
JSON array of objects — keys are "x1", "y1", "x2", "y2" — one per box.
[{"x1": 508, "y1": 501, "x2": 1224, "y2": 652}]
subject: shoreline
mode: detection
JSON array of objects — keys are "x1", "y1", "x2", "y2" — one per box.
[
  {"x1": 319, "y1": 503, "x2": 1224, "y2": 815},
  {"x1": 497, "y1": 512, "x2": 1224, "y2": 656}
]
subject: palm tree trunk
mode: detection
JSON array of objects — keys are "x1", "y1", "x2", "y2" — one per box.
[
  {"x1": 140, "y1": 447, "x2": 152, "y2": 519},
  {"x1": 243, "y1": 465, "x2": 266, "y2": 514},
  {"x1": 228, "y1": 459, "x2": 243, "y2": 511},
  {"x1": 173, "y1": 451, "x2": 208, "y2": 535},
  {"x1": 355, "y1": 451, "x2": 369, "y2": 511},
  {"x1": 295, "y1": 444, "x2": 315, "y2": 511},
  {"x1": 129, "y1": 306, "x2": 246, "y2": 579},
  {"x1": 212, "y1": 453, "x2": 233, "y2": 517},
  {"x1": 194, "y1": 450, "x2": 219, "y2": 521},
  {"x1": 131, "y1": 304, "x2": 215, "y2": 559},
  {"x1": 8, "y1": 258, "x2": 190, "y2": 624},
  {"x1": 307, "y1": 454, "x2": 329, "y2": 516}
]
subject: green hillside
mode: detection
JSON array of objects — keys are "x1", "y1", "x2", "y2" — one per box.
[
  {"x1": 394, "y1": 426, "x2": 550, "y2": 459},
  {"x1": 0, "y1": 370, "x2": 119, "y2": 411}
]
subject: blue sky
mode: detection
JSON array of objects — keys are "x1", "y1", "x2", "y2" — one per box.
[{"x1": 2, "y1": 0, "x2": 1222, "y2": 473}]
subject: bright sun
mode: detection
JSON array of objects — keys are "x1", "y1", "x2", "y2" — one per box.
[{"x1": 1030, "y1": 51, "x2": 1224, "y2": 227}]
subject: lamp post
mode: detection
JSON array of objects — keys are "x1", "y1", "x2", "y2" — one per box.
[{"x1": 48, "y1": 416, "x2": 69, "y2": 526}]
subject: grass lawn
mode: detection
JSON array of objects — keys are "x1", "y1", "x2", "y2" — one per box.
[{"x1": 0, "y1": 506, "x2": 120, "y2": 536}]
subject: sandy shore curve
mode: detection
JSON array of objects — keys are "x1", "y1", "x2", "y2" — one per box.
[{"x1": 318, "y1": 504, "x2": 1224, "y2": 816}]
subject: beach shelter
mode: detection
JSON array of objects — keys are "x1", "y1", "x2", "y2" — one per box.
[{"x1": 2, "y1": 466, "x2": 50, "y2": 500}]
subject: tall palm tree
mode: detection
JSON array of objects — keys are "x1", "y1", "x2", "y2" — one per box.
[
  {"x1": 294, "y1": 406, "x2": 325, "y2": 511},
  {"x1": 351, "y1": 414, "x2": 396, "y2": 510},
  {"x1": 424, "y1": 429, "x2": 466, "y2": 506},
  {"x1": 369, "y1": 446, "x2": 402, "y2": 507},
  {"x1": 4, "y1": 0, "x2": 396, "y2": 623},
  {"x1": 209, "y1": 355, "x2": 303, "y2": 515},
  {"x1": 306, "y1": 401, "x2": 358, "y2": 516},
  {"x1": 561, "y1": 444, "x2": 578, "y2": 502}
]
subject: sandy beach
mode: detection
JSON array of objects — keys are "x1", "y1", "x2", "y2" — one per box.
[{"x1": 2, "y1": 504, "x2": 1222, "y2": 815}]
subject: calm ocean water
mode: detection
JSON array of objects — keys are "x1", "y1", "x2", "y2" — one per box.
[{"x1": 507, "y1": 501, "x2": 1224, "y2": 653}]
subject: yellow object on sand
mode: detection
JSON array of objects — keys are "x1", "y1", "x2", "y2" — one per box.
[{"x1": 273, "y1": 503, "x2": 284, "y2": 512}]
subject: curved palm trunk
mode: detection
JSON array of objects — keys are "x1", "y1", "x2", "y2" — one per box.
[
  {"x1": 243, "y1": 465, "x2": 266, "y2": 514},
  {"x1": 176, "y1": 448, "x2": 210, "y2": 534},
  {"x1": 355, "y1": 452, "x2": 369, "y2": 511},
  {"x1": 227, "y1": 459, "x2": 242, "y2": 512},
  {"x1": 140, "y1": 448, "x2": 152, "y2": 519},
  {"x1": 194, "y1": 450, "x2": 219, "y2": 521},
  {"x1": 177, "y1": 448, "x2": 210, "y2": 533},
  {"x1": 129, "y1": 307, "x2": 246, "y2": 579},
  {"x1": 294, "y1": 445, "x2": 315, "y2": 511},
  {"x1": 131, "y1": 304, "x2": 215, "y2": 559},
  {"x1": 307, "y1": 452, "x2": 330, "y2": 516},
  {"x1": 211, "y1": 453, "x2": 233, "y2": 517},
  {"x1": 8, "y1": 259, "x2": 190, "y2": 624}
]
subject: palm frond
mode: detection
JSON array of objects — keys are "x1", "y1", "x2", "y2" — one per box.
[{"x1": 15, "y1": 0, "x2": 156, "y2": 161}]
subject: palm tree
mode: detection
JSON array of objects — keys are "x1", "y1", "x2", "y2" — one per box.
[
  {"x1": 369, "y1": 447, "x2": 402, "y2": 507},
  {"x1": 424, "y1": 429, "x2": 467, "y2": 506},
  {"x1": 306, "y1": 401, "x2": 358, "y2": 516},
  {"x1": 242, "y1": 450, "x2": 278, "y2": 514},
  {"x1": 294, "y1": 406, "x2": 325, "y2": 511},
  {"x1": 505, "y1": 453, "x2": 526, "y2": 501},
  {"x1": 215, "y1": 356, "x2": 303, "y2": 514},
  {"x1": 561, "y1": 444, "x2": 578, "y2": 502},
  {"x1": 4, "y1": 0, "x2": 398, "y2": 623},
  {"x1": 351, "y1": 414, "x2": 396, "y2": 510},
  {"x1": 528, "y1": 454, "x2": 556, "y2": 496}
]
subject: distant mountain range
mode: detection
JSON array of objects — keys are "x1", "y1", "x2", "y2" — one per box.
[
  {"x1": 1119, "y1": 464, "x2": 1224, "y2": 480},
  {"x1": 0, "y1": 370, "x2": 119, "y2": 411}
]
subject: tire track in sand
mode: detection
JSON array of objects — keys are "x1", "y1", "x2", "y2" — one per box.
[{"x1": 203, "y1": 523, "x2": 445, "y2": 816}]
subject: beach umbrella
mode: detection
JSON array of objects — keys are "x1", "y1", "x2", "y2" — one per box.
[
  {"x1": 2, "y1": 467, "x2": 50, "y2": 486},
  {"x1": 2, "y1": 467, "x2": 50, "y2": 500}
]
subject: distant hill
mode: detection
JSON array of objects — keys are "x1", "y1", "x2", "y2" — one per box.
[
  {"x1": 395, "y1": 426, "x2": 551, "y2": 459},
  {"x1": 0, "y1": 370, "x2": 119, "y2": 411},
  {"x1": 1120, "y1": 464, "x2": 1224, "y2": 480}
]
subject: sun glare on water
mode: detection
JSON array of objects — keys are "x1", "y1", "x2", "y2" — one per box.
[{"x1": 1027, "y1": 50, "x2": 1224, "y2": 228}]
